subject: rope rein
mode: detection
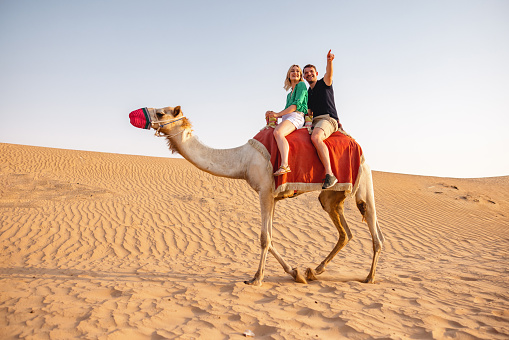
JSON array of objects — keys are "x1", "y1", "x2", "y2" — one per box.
[{"x1": 152, "y1": 116, "x2": 186, "y2": 138}]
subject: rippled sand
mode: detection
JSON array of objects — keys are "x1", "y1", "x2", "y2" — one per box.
[{"x1": 1, "y1": 143, "x2": 508, "y2": 339}]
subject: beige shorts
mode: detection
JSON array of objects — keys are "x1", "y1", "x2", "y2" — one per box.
[{"x1": 312, "y1": 115, "x2": 338, "y2": 138}]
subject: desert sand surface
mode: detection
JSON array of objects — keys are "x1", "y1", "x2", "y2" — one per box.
[{"x1": 0, "y1": 142, "x2": 508, "y2": 339}]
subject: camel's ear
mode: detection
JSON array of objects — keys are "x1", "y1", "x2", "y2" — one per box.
[{"x1": 174, "y1": 106, "x2": 182, "y2": 117}]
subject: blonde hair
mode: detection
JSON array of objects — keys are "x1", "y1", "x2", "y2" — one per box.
[{"x1": 284, "y1": 64, "x2": 304, "y2": 91}]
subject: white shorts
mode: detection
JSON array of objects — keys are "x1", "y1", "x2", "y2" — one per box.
[{"x1": 281, "y1": 111, "x2": 305, "y2": 129}]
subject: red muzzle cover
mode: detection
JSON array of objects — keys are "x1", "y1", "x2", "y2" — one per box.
[{"x1": 129, "y1": 108, "x2": 151, "y2": 129}]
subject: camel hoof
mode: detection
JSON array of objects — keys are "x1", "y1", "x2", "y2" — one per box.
[
  {"x1": 244, "y1": 278, "x2": 262, "y2": 287},
  {"x1": 306, "y1": 268, "x2": 319, "y2": 281},
  {"x1": 363, "y1": 276, "x2": 375, "y2": 284},
  {"x1": 292, "y1": 268, "x2": 307, "y2": 284}
]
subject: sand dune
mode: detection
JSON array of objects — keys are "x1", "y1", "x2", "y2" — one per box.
[{"x1": 0, "y1": 142, "x2": 508, "y2": 339}]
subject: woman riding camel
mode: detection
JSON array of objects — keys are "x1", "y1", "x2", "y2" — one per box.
[{"x1": 265, "y1": 64, "x2": 308, "y2": 176}]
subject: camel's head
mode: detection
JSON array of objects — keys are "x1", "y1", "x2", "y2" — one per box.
[{"x1": 129, "y1": 106, "x2": 191, "y2": 133}]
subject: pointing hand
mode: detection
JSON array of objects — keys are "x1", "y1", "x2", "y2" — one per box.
[{"x1": 327, "y1": 49, "x2": 335, "y2": 61}]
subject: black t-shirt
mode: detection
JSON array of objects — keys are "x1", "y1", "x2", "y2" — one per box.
[{"x1": 307, "y1": 78, "x2": 339, "y2": 121}]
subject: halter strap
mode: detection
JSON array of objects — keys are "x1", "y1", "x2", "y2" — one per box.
[{"x1": 152, "y1": 116, "x2": 186, "y2": 137}]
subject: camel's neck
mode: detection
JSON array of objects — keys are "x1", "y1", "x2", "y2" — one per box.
[{"x1": 168, "y1": 130, "x2": 248, "y2": 180}]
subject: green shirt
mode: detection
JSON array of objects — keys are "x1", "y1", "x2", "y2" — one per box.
[{"x1": 285, "y1": 81, "x2": 308, "y2": 114}]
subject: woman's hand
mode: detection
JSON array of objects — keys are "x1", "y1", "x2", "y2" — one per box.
[{"x1": 266, "y1": 110, "x2": 277, "y2": 119}]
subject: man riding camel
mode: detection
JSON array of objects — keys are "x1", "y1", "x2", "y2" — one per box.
[{"x1": 304, "y1": 50, "x2": 343, "y2": 189}]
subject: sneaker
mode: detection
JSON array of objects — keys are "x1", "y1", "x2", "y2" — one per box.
[{"x1": 322, "y1": 174, "x2": 338, "y2": 189}]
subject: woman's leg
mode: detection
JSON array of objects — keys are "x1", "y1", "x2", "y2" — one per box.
[{"x1": 273, "y1": 120, "x2": 296, "y2": 167}]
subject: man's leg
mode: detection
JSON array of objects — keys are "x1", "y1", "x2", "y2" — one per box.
[
  {"x1": 311, "y1": 128, "x2": 333, "y2": 174},
  {"x1": 311, "y1": 128, "x2": 337, "y2": 189}
]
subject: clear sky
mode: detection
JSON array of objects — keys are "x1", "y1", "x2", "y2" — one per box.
[{"x1": 1, "y1": 0, "x2": 508, "y2": 178}]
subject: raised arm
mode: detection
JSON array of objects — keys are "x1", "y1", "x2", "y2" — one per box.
[{"x1": 324, "y1": 49, "x2": 334, "y2": 86}]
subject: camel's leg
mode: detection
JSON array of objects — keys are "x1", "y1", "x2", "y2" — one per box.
[
  {"x1": 268, "y1": 245, "x2": 307, "y2": 284},
  {"x1": 267, "y1": 201, "x2": 307, "y2": 283},
  {"x1": 355, "y1": 164, "x2": 385, "y2": 283},
  {"x1": 306, "y1": 191, "x2": 352, "y2": 281},
  {"x1": 244, "y1": 192, "x2": 307, "y2": 286},
  {"x1": 244, "y1": 191, "x2": 274, "y2": 286}
]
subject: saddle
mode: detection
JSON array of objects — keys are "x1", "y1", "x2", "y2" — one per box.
[{"x1": 249, "y1": 128, "x2": 364, "y2": 196}]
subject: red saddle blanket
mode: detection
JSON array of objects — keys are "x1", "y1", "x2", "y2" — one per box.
[{"x1": 250, "y1": 128, "x2": 364, "y2": 195}]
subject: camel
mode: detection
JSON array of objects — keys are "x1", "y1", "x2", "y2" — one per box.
[{"x1": 134, "y1": 106, "x2": 385, "y2": 286}]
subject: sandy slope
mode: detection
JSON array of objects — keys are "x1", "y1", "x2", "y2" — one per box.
[{"x1": 0, "y1": 142, "x2": 508, "y2": 339}]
